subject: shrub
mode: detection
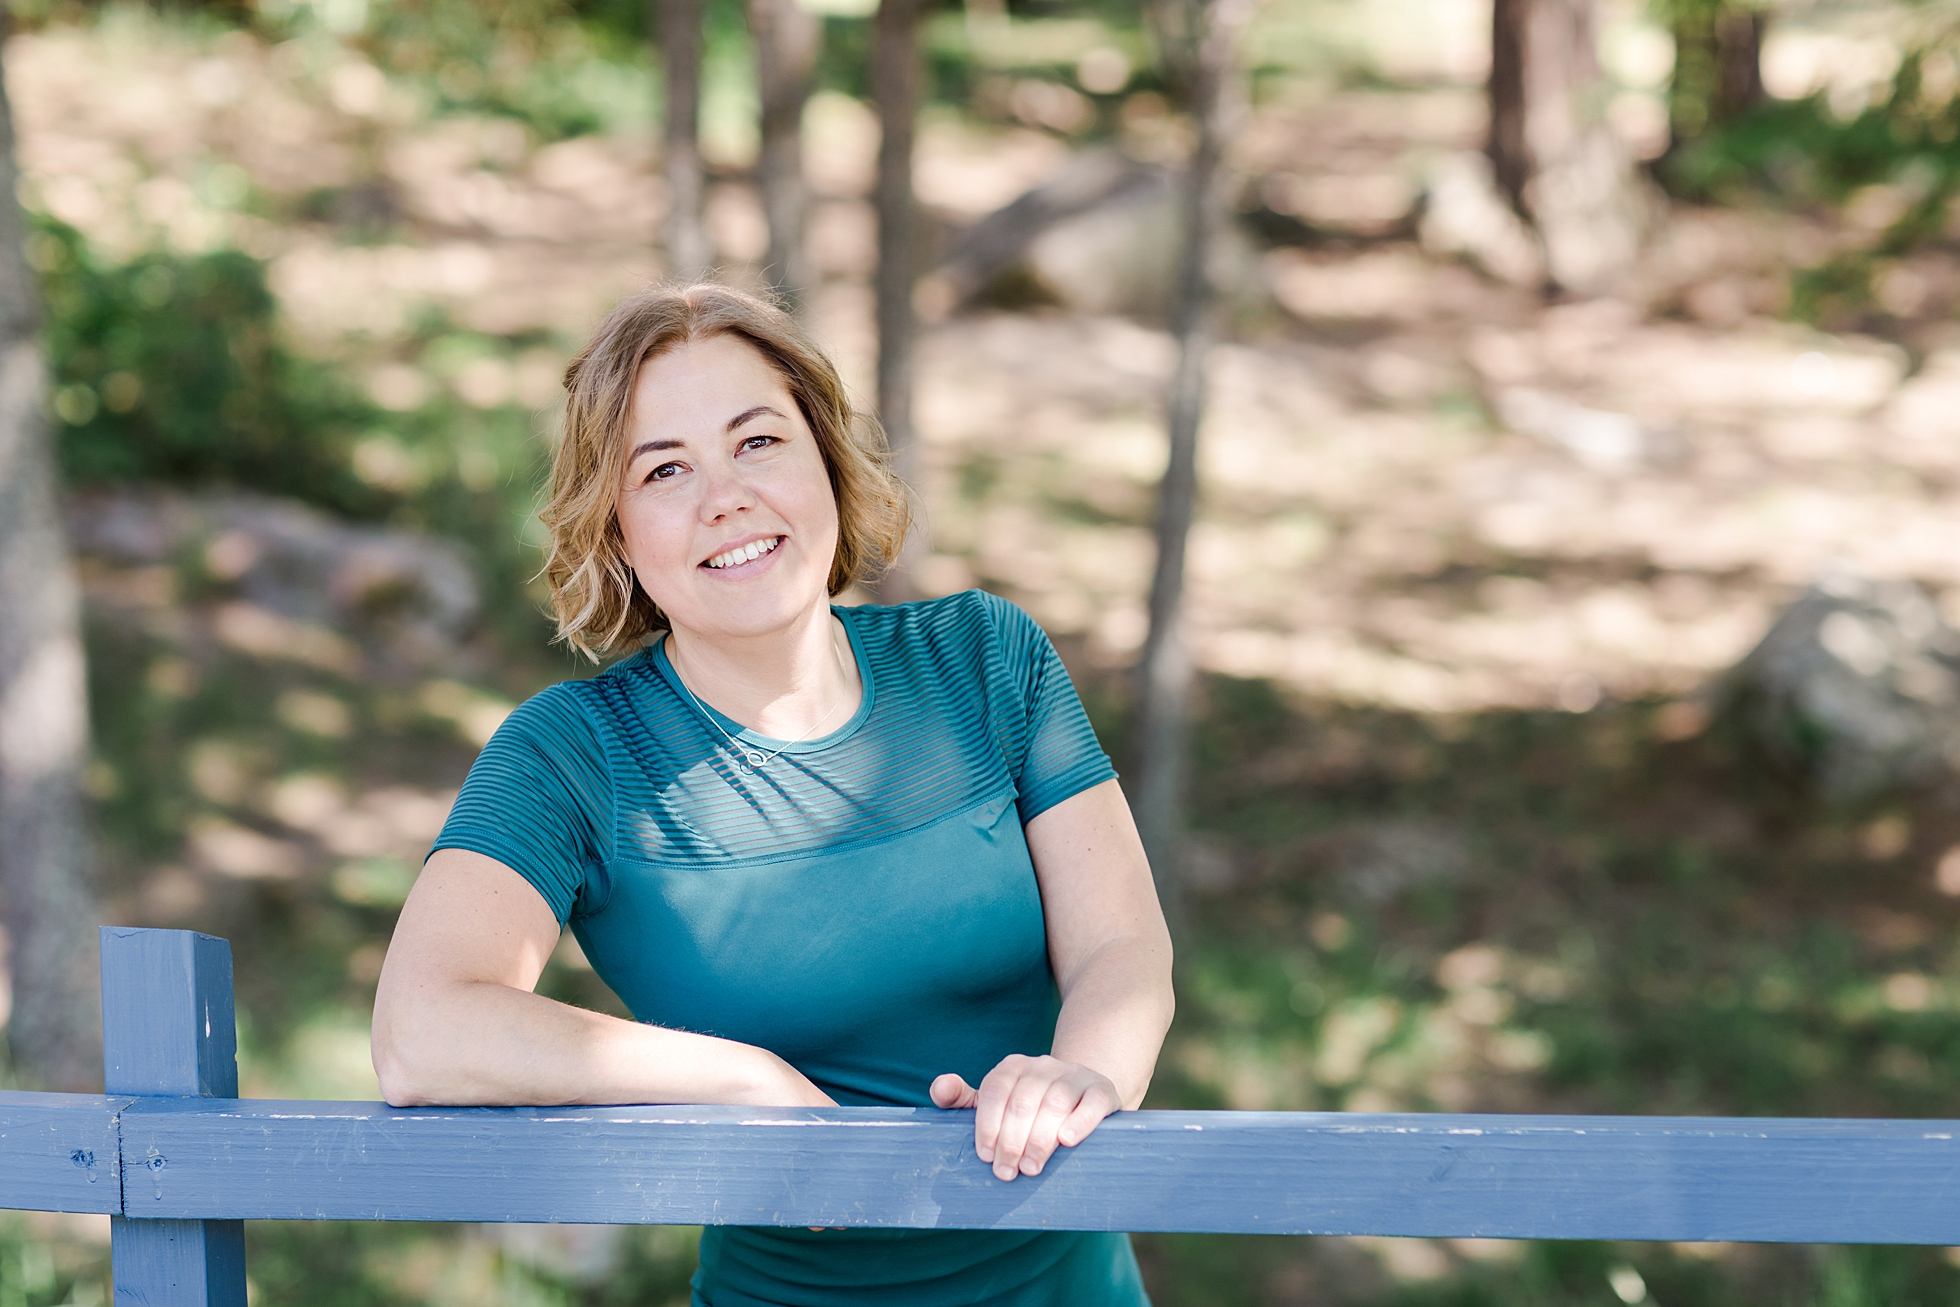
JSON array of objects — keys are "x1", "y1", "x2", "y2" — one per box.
[{"x1": 35, "y1": 216, "x2": 388, "y2": 517}]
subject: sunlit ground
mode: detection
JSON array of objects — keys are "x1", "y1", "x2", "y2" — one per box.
[{"x1": 8, "y1": 0, "x2": 1960, "y2": 1302}]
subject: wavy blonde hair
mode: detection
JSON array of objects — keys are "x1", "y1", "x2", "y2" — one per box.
[{"x1": 540, "y1": 282, "x2": 911, "y2": 659}]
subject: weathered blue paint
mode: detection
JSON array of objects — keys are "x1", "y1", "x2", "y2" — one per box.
[
  {"x1": 0, "y1": 927, "x2": 1952, "y2": 1251},
  {"x1": 101, "y1": 928, "x2": 248, "y2": 1307},
  {"x1": 100, "y1": 927, "x2": 239, "y2": 1099},
  {"x1": 106, "y1": 1097, "x2": 1960, "y2": 1243},
  {"x1": 109, "y1": 1219, "x2": 246, "y2": 1307},
  {"x1": 0, "y1": 1092, "x2": 129, "y2": 1215}
]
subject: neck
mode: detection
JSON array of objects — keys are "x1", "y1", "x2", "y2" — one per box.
[{"x1": 664, "y1": 601, "x2": 859, "y2": 739}]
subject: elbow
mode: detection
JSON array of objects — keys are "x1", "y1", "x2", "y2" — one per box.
[
  {"x1": 374, "y1": 1060, "x2": 433, "y2": 1109},
  {"x1": 371, "y1": 1007, "x2": 447, "y2": 1107},
  {"x1": 1155, "y1": 933, "x2": 1177, "y2": 1026},
  {"x1": 371, "y1": 1032, "x2": 428, "y2": 1107}
]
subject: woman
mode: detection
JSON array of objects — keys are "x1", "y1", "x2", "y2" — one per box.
[{"x1": 372, "y1": 282, "x2": 1175, "y2": 1306}]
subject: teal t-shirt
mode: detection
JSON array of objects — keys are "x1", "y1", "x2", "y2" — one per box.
[{"x1": 432, "y1": 590, "x2": 1150, "y2": 1307}]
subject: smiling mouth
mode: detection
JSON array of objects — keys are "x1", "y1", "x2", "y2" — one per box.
[{"x1": 702, "y1": 536, "x2": 785, "y2": 570}]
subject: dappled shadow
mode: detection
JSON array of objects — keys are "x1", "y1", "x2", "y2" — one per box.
[{"x1": 1119, "y1": 669, "x2": 1960, "y2": 1129}]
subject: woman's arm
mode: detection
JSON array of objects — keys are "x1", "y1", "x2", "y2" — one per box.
[
  {"x1": 930, "y1": 778, "x2": 1174, "y2": 1179},
  {"x1": 371, "y1": 847, "x2": 834, "y2": 1108}
]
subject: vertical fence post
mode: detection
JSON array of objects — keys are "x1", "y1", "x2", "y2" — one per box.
[{"x1": 102, "y1": 927, "x2": 248, "y2": 1307}]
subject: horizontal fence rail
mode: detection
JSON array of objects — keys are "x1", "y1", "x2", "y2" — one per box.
[
  {"x1": 4, "y1": 928, "x2": 1959, "y2": 1305},
  {"x1": 7, "y1": 1093, "x2": 1960, "y2": 1243}
]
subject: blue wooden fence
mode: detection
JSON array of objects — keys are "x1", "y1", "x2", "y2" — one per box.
[{"x1": 5, "y1": 927, "x2": 1960, "y2": 1305}]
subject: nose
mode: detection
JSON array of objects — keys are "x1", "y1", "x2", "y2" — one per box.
[{"x1": 696, "y1": 448, "x2": 756, "y2": 523}]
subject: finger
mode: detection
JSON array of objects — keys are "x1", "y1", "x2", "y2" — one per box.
[
  {"x1": 990, "y1": 1075, "x2": 1050, "y2": 1181},
  {"x1": 972, "y1": 1057, "x2": 1025, "y2": 1166},
  {"x1": 930, "y1": 1073, "x2": 977, "y2": 1109},
  {"x1": 1016, "y1": 1079, "x2": 1085, "y2": 1177},
  {"x1": 1056, "y1": 1080, "x2": 1118, "y2": 1149}
]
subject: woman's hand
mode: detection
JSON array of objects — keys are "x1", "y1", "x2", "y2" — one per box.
[{"x1": 930, "y1": 1055, "x2": 1121, "y2": 1182}]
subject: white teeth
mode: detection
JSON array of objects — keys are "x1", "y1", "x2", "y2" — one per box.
[{"x1": 706, "y1": 537, "x2": 780, "y2": 570}]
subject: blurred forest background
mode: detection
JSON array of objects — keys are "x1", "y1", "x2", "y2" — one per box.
[{"x1": 5, "y1": 0, "x2": 1960, "y2": 1300}]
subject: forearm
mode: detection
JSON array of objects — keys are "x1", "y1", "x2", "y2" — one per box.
[
  {"x1": 1048, "y1": 933, "x2": 1174, "y2": 1109},
  {"x1": 373, "y1": 978, "x2": 806, "y2": 1109}
]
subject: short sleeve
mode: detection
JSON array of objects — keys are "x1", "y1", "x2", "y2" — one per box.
[
  {"x1": 978, "y1": 592, "x2": 1118, "y2": 820},
  {"x1": 429, "y1": 683, "x2": 613, "y2": 924}
]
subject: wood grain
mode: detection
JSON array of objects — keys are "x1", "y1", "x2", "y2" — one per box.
[
  {"x1": 101, "y1": 926, "x2": 248, "y2": 1307},
  {"x1": 100, "y1": 926, "x2": 238, "y2": 1099},
  {"x1": 0, "y1": 1091, "x2": 128, "y2": 1215},
  {"x1": 6, "y1": 927, "x2": 1957, "y2": 1250},
  {"x1": 106, "y1": 1098, "x2": 1960, "y2": 1242}
]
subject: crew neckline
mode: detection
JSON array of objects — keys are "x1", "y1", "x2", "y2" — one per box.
[{"x1": 652, "y1": 606, "x2": 876, "y2": 756}]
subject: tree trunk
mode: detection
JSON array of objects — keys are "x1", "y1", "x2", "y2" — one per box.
[
  {"x1": 1488, "y1": 0, "x2": 1531, "y2": 211},
  {"x1": 872, "y1": 0, "x2": 924, "y2": 596},
  {"x1": 751, "y1": 0, "x2": 819, "y2": 312},
  {"x1": 659, "y1": 0, "x2": 711, "y2": 280},
  {"x1": 0, "y1": 49, "x2": 102, "y2": 1093},
  {"x1": 1486, "y1": 0, "x2": 1652, "y2": 293},
  {"x1": 1667, "y1": 1, "x2": 1765, "y2": 150},
  {"x1": 1714, "y1": 9, "x2": 1765, "y2": 125},
  {"x1": 1131, "y1": 0, "x2": 1254, "y2": 926}
]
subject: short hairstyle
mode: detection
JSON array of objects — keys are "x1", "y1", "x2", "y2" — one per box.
[{"x1": 539, "y1": 282, "x2": 912, "y2": 659}]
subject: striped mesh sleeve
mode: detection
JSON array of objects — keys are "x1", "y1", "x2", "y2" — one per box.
[
  {"x1": 980, "y1": 592, "x2": 1118, "y2": 820},
  {"x1": 429, "y1": 682, "x2": 613, "y2": 924}
]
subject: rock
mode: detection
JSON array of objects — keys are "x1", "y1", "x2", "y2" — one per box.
[
  {"x1": 1022, "y1": 167, "x2": 1186, "y2": 318},
  {"x1": 1494, "y1": 386, "x2": 1679, "y2": 474},
  {"x1": 68, "y1": 488, "x2": 480, "y2": 652},
  {"x1": 934, "y1": 150, "x2": 1164, "y2": 302},
  {"x1": 1527, "y1": 126, "x2": 1662, "y2": 295},
  {"x1": 930, "y1": 149, "x2": 1262, "y2": 320},
  {"x1": 1418, "y1": 152, "x2": 1546, "y2": 288},
  {"x1": 1719, "y1": 570, "x2": 1960, "y2": 802}
]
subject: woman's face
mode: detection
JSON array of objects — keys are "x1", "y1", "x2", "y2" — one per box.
[{"x1": 616, "y1": 332, "x2": 840, "y2": 642}]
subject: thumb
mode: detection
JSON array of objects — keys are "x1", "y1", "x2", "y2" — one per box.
[{"x1": 930, "y1": 1073, "x2": 978, "y2": 1108}]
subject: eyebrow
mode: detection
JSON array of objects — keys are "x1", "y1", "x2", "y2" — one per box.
[
  {"x1": 625, "y1": 407, "x2": 787, "y2": 463},
  {"x1": 626, "y1": 438, "x2": 683, "y2": 461},
  {"x1": 725, "y1": 405, "x2": 786, "y2": 433}
]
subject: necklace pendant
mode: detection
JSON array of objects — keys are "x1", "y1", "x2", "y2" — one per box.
[{"x1": 744, "y1": 749, "x2": 767, "y2": 768}]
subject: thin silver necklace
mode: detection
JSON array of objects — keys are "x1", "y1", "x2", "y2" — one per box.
[{"x1": 667, "y1": 640, "x2": 851, "y2": 775}]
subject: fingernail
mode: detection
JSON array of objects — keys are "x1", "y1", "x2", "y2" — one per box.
[{"x1": 976, "y1": 1148, "x2": 993, "y2": 1163}]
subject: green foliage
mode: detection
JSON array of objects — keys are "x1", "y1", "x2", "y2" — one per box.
[
  {"x1": 1667, "y1": 88, "x2": 1960, "y2": 209},
  {"x1": 0, "y1": 1218, "x2": 108, "y2": 1307},
  {"x1": 1132, "y1": 681, "x2": 1960, "y2": 1300},
  {"x1": 1664, "y1": 38, "x2": 1960, "y2": 328},
  {"x1": 26, "y1": 1, "x2": 1960, "y2": 1301},
  {"x1": 194, "y1": 1221, "x2": 699, "y2": 1307},
  {"x1": 1648, "y1": 0, "x2": 1760, "y2": 146},
  {"x1": 348, "y1": 0, "x2": 656, "y2": 139},
  {"x1": 37, "y1": 218, "x2": 563, "y2": 650},
  {"x1": 36, "y1": 216, "x2": 385, "y2": 516},
  {"x1": 0, "y1": 1215, "x2": 695, "y2": 1307},
  {"x1": 246, "y1": 1223, "x2": 423, "y2": 1307},
  {"x1": 9, "y1": 0, "x2": 656, "y2": 141}
]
